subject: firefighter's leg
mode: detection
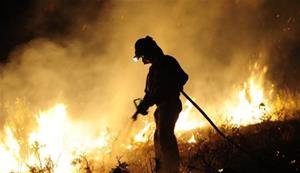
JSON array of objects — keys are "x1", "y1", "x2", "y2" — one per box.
[
  {"x1": 154, "y1": 108, "x2": 162, "y2": 172},
  {"x1": 157, "y1": 99, "x2": 182, "y2": 173}
]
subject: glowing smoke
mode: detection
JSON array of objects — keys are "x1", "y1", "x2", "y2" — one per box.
[{"x1": 0, "y1": 0, "x2": 300, "y2": 145}]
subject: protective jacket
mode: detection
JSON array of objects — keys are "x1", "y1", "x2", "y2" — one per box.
[{"x1": 141, "y1": 55, "x2": 188, "y2": 109}]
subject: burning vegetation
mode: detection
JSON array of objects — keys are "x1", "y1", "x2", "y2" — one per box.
[
  {"x1": 0, "y1": 61, "x2": 299, "y2": 172},
  {"x1": 1, "y1": 0, "x2": 300, "y2": 172}
]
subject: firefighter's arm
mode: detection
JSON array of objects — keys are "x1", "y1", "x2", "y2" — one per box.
[
  {"x1": 137, "y1": 94, "x2": 154, "y2": 115},
  {"x1": 131, "y1": 95, "x2": 153, "y2": 121}
]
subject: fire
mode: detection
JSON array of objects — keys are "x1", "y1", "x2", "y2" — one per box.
[
  {"x1": 188, "y1": 134, "x2": 197, "y2": 144},
  {"x1": 133, "y1": 121, "x2": 152, "y2": 143},
  {"x1": 0, "y1": 62, "x2": 280, "y2": 172},
  {"x1": 27, "y1": 104, "x2": 74, "y2": 172},
  {"x1": 224, "y1": 63, "x2": 273, "y2": 126},
  {"x1": 0, "y1": 103, "x2": 113, "y2": 173},
  {"x1": 175, "y1": 101, "x2": 206, "y2": 132},
  {"x1": 0, "y1": 127, "x2": 26, "y2": 172}
]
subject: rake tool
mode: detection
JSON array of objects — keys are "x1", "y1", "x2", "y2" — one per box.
[{"x1": 180, "y1": 90, "x2": 267, "y2": 172}]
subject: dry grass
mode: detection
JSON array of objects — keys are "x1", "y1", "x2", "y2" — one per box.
[
  {"x1": 123, "y1": 109, "x2": 300, "y2": 173},
  {"x1": 5, "y1": 104, "x2": 300, "y2": 173}
]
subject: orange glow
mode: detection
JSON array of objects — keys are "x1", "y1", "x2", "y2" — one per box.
[
  {"x1": 188, "y1": 134, "x2": 197, "y2": 144},
  {"x1": 133, "y1": 121, "x2": 153, "y2": 143},
  {"x1": 0, "y1": 127, "x2": 26, "y2": 172},
  {"x1": 0, "y1": 62, "x2": 284, "y2": 172},
  {"x1": 175, "y1": 101, "x2": 206, "y2": 132},
  {"x1": 0, "y1": 104, "x2": 113, "y2": 172},
  {"x1": 224, "y1": 63, "x2": 274, "y2": 126}
]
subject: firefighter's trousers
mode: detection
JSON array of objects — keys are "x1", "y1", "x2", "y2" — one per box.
[{"x1": 154, "y1": 98, "x2": 182, "y2": 173}]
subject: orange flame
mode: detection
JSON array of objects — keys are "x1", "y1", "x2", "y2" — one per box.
[
  {"x1": 0, "y1": 62, "x2": 281, "y2": 172},
  {"x1": 224, "y1": 63, "x2": 274, "y2": 126}
]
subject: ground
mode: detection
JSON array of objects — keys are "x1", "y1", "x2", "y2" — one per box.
[{"x1": 122, "y1": 110, "x2": 300, "y2": 173}]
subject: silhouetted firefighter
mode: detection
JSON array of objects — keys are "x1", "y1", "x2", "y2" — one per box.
[{"x1": 132, "y1": 36, "x2": 188, "y2": 173}]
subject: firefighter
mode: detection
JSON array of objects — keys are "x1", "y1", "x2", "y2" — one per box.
[{"x1": 133, "y1": 36, "x2": 188, "y2": 173}]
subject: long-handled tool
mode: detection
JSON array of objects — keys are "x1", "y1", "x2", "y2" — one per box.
[
  {"x1": 180, "y1": 90, "x2": 241, "y2": 149},
  {"x1": 180, "y1": 90, "x2": 266, "y2": 171}
]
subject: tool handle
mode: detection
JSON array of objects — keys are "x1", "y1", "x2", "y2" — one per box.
[
  {"x1": 131, "y1": 98, "x2": 142, "y2": 121},
  {"x1": 131, "y1": 111, "x2": 139, "y2": 121},
  {"x1": 134, "y1": 98, "x2": 142, "y2": 108}
]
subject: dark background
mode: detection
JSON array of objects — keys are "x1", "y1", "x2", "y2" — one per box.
[{"x1": 0, "y1": 0, "x2": 107, "y2": 63}]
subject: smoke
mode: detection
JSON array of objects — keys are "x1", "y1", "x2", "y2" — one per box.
[{"x1": 1, "y1": 0, "x2": 300, "y2": 133}]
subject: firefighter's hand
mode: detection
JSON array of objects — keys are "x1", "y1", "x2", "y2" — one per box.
[
  {"x1": 137, "y1": 103, "x2": 148, "y2": 116},
  {"x1": 132, "y1": 112, "x2": 138, "y2": 121}
]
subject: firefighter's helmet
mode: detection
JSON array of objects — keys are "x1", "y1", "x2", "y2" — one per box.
[{"x1": 133, "y1": 36, "x2": 162, "y2": 61}]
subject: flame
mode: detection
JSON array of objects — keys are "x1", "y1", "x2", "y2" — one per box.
[
  {"x1": 0, "y1": 127, "x2": 27, "y2": 172},
  {"x1": 224, "y1": 63, "x2": 273, "y2": 126},
  {"x1": 175, "y1": 101, "x2": 206, "y2": 132},
  {"x1": 134, "y1": 121, "x2": 153, "y2": 143},
  {"x1": 0, "y1": 62, "x2": 282, "y2": 172},
  {"x1": 188, "y1": 134, "x2": 197, "y2": 144},
  {"x1": 27, "y1": 104, "x2": 74, "y2": 172},
  {"x1": 0, "y1": 103, "x2": 112, "y2": 173}
]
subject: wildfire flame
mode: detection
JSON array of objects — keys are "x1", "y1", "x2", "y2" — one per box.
[
  {"x1": 0, "y1": 104, "x2": 112, "y2": 172},
  {"x1": 224, "y1": 63, "x2": 274, "y2": 126},
  {"x1": 134, "y1": 121, "x2": 152, "y2": 143},
  {"x1": 0, "y1": 127, "x2": 26, "y2": 172},
  {"x1": 175, "y1": 101, "x2": 206, "y2": 132},
  {"x1": 188, "y1": 134, "x2": 197, "y2": 144},
  {"x1": 0, "y1": 62, "x2": 279, "y2": 172}
]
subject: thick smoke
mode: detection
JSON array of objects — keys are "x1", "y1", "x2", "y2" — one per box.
[{"x1": 1, "y1": 0, "x2": 300, "y2": 133}]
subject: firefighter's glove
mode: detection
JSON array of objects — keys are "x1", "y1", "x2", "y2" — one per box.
[{"x1": 137, "y1": 102, "x2": 148, "y2": 116}]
